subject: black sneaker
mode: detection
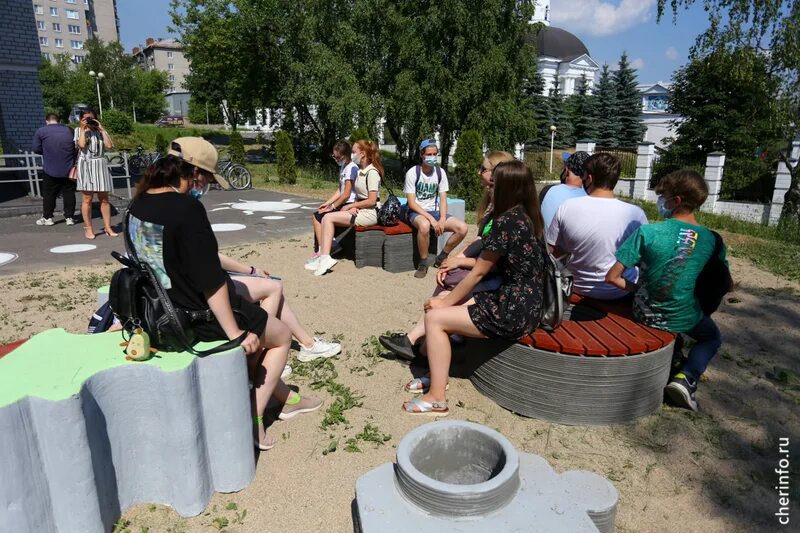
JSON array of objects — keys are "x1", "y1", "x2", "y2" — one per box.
[
  {"x1": 665, "y1": 373, "x2": 699, "y2": 412},
  {"x1": 379, "y1": 333, "x2": 416, "y2": 362},
  {"x1": 433, "y1": 251, "x2": 449, "y2": 268},
  {"x1": 414, "y1": 263, "x2": 429, "y2": 278}
]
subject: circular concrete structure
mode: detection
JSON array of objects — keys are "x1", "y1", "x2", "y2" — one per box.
[{"x1": 395, "y1": 421, "x2": 520, "y2": 518}]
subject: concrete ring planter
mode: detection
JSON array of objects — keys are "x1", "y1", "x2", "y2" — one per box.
[{"x1": 394, "y1": 420, "x2": 520, "y2": 517}]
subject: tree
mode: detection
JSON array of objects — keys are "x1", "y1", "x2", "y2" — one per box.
[
  {"x1": 39, "y1": 55, "x2": 73, "y2": 118},
  {"x1": 275, "y1": 130, "x2": 297, "y2": 184},
  {"x1": 229, "y1": 131, "x2": 246, "y2": 164},
  {"x1": 612, "y1": 53, "x2": 646, "y2": 147},
  {"x1": 548, "y1": 82, "x2": 572, "y2": 147},
  {"x1": 130, "y1": 69, "x2": 168, "y2": 122},
  {"x1": 564, "y1": 74, "x2": 597, "y2": 146},
  {"x1": 188, "y1": 98, "x2": 223, "y2": 125},
  {"x1": 594, "y1": 65, "x2": 618, "y2": 147},
  {"x1": 82, "y1": 38, "x2": 137, "y2": 112},
  {"x1": 452, "y1": 130, "x2": 484, "y2": 209},
  {"x1": 102, "y1": 109, "x2": 133, "y2": 135}
]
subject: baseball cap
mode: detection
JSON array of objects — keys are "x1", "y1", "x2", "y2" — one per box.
[
  {"x1": 563, "y1": 150, "x2": 591, "y2": 177},
  {"x1": 168, "y1": 137, "x2": 227, "y2": 188},
  {"x1": 419, "y1": 138, "x2": 438, "y2": 152}
]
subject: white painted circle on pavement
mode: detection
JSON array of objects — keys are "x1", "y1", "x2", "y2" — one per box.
[
  {"x1": 0, "y1": 252, "x2": 18, "y2": 266},
  {"x1": 281, "y1": 199, "x2": 293, "y2": 202},
  {"x1": 230, "y1": 201, "x2": 301, "y2": 212},
  {"x1": 50, "y1": 244, "x2": 97, "y2": 254},
  {"x1": 301, "y1": 206, "x2": 316, "y2": 210},
  {"x1": 262, "y1": 216, "x2": 286, "y2": 220},
  {"x1": 211, "y1": 223, "x2": 246, "y2": 232}
]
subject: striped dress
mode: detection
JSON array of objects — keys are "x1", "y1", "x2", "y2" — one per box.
[{"x1": 74, "y1": 128, "x2": 112, "y2": 192}]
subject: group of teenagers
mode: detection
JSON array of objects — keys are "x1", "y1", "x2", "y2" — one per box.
[{"x1": 124, "y1": 134, "x2": 729, "y2": 450}]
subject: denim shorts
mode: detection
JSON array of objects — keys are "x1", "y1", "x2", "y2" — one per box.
[{"x1": 406, "y1": 209, "x2": 451, "y2": 224}]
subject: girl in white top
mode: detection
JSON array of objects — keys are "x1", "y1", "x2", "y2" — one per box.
[
  {"x1": 306, "y1": 140, "x2": 359, "y2": 266},
  {"x1": 309, "y1": 139, "x2": 383, "y2": 276}
]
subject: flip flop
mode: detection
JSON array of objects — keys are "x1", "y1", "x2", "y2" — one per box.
[
  {"x1": 404, "y1": 375, "x2": 449, "y2": 394},
  {"x1": 402, "y1": 397, "x2": 449, "y2": 417}
]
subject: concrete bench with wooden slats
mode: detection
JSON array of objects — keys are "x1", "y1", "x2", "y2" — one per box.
[{"x1": 467, "y1": 295, "x2": 676, "y2": 425}]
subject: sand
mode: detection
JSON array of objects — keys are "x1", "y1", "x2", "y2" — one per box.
[{"x1": 1, "y1": 232, "x2": 798, "y2": 533}]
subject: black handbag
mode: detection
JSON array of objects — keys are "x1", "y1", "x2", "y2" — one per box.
[
  {"x1": 377, "y1": 176, "x2": 402, "y2": 226},
  {"x1": 694, "y1": 230, "x2": 732, "y2": 316},
  {"x1": 109, "y1": 212, "x2": 246, "y2": 355}
]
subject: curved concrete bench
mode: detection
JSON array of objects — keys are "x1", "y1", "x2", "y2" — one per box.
[
  {"x1": 467, "y1": 296, "x2": 676, "y2": 425},
  {"x1": 0, "y1": 329, "x2": 255, "y2": 533}
]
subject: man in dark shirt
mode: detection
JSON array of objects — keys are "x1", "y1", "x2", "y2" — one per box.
[{"x1": 32, "y1": 113, "x2": 77, "y2": 226}]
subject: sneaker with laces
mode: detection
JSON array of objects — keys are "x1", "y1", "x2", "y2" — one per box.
[
  {"x1": 304, "y1": 255, "x2": 321, "y2": 271},
  {"x1": 281, "y1": 364, "x2": 293, "y2": 379},
  {"x1": 414, "y1": 262, "x2": 429, "y2": 278},
  {"x1": 65, "y1": 217, "x2": 76, "y2": 226},
  {"x1": 379, "y1": 333, "x2": 417, "y2": 362},
  {"x1": 298, "y1": 337, "x2": 342, "y2": 362},
  {"x1": 665, "y1": 373, "x2": 699, "y2": 412},
  {"x1": 36, "y1": 217, "x2": 54, "y2": 226},
  {"x1": 279, "y1": 393, "x2": 322, "y2": 420},
  {"x1": 313, "y1": 254, "x2": 338, "y2": 276},
  {"x1": 433, "y1": 250, "x2": 449, "y2": 268}
]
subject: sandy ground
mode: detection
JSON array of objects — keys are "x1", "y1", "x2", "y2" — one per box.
[{"x1": 1, "y1": 230, "x2": 799, "y2": 533}]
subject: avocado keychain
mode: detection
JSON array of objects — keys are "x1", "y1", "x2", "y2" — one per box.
[{"x1": 120, "y1": 327, "x2": 158, "y2": 361}]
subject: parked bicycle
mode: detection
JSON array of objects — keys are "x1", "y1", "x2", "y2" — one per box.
[
  {"x1": 108, "y1": 146, "x2": 162, "y2": 178},
  {"x1": 215, "y1": 157, "x2": 252, "y2": 190}
]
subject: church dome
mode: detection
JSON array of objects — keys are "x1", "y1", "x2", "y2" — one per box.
[{"x1": 536, "y1": 26, "x2": 590, "y2": 61}]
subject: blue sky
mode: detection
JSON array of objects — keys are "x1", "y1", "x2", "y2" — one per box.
[{"x1": 118, "y1": 0, "x2": 712, "y2": 84}]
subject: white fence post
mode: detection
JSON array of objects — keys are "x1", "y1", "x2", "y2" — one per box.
[
  {"x1": 791, "y1": 136, "x2": 800, "y2": 160},
  {"x1": 514, "y1": 143, "x2": 524, "y2": 161},
  {"x1": 633, "y1": 142, "x2": 655, "y2": 199},
  {"x1": 770, "y1": 159, "x2": 795, "y2": 225},
  {"x1": 702, "y1": 151, "x2": 725, "y2": 213},
  {"x1": 575, "y1": 139, "x2": 595, "y2": 155}
]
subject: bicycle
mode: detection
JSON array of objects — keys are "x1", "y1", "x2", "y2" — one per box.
[
  {"x1": 109, "y1": 146, "x2": 161, "y2": 178},
  {"x1": 216, "y1": 158, "x2": 252, "y2": 190}
]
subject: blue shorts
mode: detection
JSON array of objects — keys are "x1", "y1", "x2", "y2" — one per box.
[{"x1": 406, "y1": 209, "x2": 452, "y2": 225}]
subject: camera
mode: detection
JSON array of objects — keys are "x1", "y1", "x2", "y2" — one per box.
[{"x1": 86, "y1": 118, "x2": 99, "y2": 127}]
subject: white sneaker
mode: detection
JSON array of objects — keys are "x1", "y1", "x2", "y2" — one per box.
[
  {"x1": 281, "y1": 364, "x2": 293, "y2": 379},
  {"x1": 36, "y1": 217, "x2": 54, "y2": 226},
  {"x1": 304, "y1": 255, "x2": 321, "y2": 271},
  {"x1": 313, "y1": 255, "x2": 337, "y2": 276},
  {"x1": 65, "y1": 217, "x2": 76, "y2": 226},
  {"x1": 297, "y1": 337, "x2": 342, "y2": 362}
]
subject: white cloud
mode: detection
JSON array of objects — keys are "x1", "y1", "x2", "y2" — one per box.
[
  {"x1": 665, "y1": 46, "x2": 679, "y2": 61},
  {"x1": 630, "y1": 57, "x2": 645, "y2": 69},
  {"x1": 550, "y1": 0, "x2": 656, "y2": 37}
]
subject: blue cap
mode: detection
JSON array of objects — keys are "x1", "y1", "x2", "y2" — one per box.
[
  {"x1": 562, "y1": 152, "x2": 572, "y2": 161},
  {"x1": 419, "y1": 139, "x2": 438, "y2": 151}
]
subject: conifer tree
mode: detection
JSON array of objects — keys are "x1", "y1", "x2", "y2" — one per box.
[
  {"x1": 594, "y1": 64, "x2": 618, "y2": 147},
  {"x1": 565, "y1": 74, "x2": 597, "y2": 146},
  {"x1": 612, "y1": 53, "x2": 646, "y2": 148},
  {"x1": 549, "y1": 81, "x2": 572, "y2": 147}
]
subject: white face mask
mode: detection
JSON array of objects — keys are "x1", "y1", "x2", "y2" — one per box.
[
  {"x1": 352, "y1": 153, "x2": 362, "y2": 165},
  {"x1": 423, "y1": 155, "x2": 438, "y2": 167}
]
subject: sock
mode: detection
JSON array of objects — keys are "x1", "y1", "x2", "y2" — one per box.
[{"x1": 286, "y1": 392, "x2": 301, "y2": 405}]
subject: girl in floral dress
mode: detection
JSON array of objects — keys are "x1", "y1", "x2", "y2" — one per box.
[{"x1": 403, "y1": 160, "x2": 548, "y2": 415}]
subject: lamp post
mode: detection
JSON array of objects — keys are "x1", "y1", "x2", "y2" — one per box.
[
  {"x1": 89, "y1": 71, "x2": 105, "y2": 118},
  {"x1": 549, "y1": 125, "x2": 557, "y2": 173}
]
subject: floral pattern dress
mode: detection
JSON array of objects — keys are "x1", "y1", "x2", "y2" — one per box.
[{"x1": 468, "y1": 205, "x2": 547, "y2": 340}]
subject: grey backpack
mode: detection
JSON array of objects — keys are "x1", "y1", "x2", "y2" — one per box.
[{"x1": 540, "y1": 248, "x2": 573, "y2": 331}]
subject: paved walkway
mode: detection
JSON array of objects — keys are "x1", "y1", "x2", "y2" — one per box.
[{"x1": 0, "y1": 189, "x2": 319, "y2": 276}]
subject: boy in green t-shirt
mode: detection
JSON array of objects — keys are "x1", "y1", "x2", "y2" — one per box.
[{"x1": 605, "y1": 170, "x2": 732, "y2": 411}]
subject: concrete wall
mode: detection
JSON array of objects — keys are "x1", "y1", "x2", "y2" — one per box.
[
  {"x1": 0, "y1": 0, "x2": 45, "y2": 153},
  {"x1": 91, "y1": 0, "x2": 119, "y2": 42}
]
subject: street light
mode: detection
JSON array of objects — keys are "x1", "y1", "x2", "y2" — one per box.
[
  {"x1": 89, "y1": 70, "x2": 105, "y2": 118},
  {"x1": 549, "y1": 125, "x2": 557, "y2": 173}
]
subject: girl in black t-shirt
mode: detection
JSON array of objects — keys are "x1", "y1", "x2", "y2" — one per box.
[
  {"x1": 402, "y1": 161, "x2": 547, "y2": 416},
  {"x1": 127, "y1": 148, "x2": 321, "y2": 450}
]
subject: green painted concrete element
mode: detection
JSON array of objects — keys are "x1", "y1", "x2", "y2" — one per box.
[
  {"x1": 0, "y1": 329, "x2": 230, "y2": 407},
  {"x1": 97, "y1": 285, "x2": 109, "y2": 295}
]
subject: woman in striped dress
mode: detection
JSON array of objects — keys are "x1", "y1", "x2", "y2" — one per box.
[{"x1": 75, "y1": 110, "x2": 116, "y2": 239}]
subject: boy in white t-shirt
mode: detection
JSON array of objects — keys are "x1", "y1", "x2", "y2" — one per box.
[
  {"x1": 306, "y1": 140, "x2": 358, "y2": 265},
  {"x1": 403, "y1": 139, "x2": 467, "y2": 278},
  {"x1": 545, "y1": 152, "x2": 648, "y2": 300}
]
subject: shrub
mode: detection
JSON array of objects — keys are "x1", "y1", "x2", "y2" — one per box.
[
  {"x1": 229, "y1": 131, "x2": 245, "y2": 164},
  {"x1": 255, "y1": 132, "x2": 266, "y2": 145},
  {"x1": 154, "y1": 132, "x2": 169, "y2": 156},
  {"x1": 275, "y1": 130, "x2": 297, "y2": 184},
  {"x1": 349, "y1": 126, "x2": 371, "y2": 143},
  {"x1": 452, "y1": 130, "x2": 483, "y2": 209},
  {"x1": 102, "y1": 109, "x2": 133, "y2": 135}
]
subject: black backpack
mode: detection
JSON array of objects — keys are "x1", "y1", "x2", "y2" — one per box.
[
  {"x1": 694, "y1": 231, "x2": 732, "y2": 315},
  {"x1": 375, "y1": 169, "x2": 402, "y2": 226},
  {"x1": 109, "y1": 212, "x2": 246, "y2": 355}
]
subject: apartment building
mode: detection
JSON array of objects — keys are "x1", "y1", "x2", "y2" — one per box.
[
  {"x1": 31, "y1": 0, "x2": 119, "y2": 64},
  {"x1": 132, "y1": 38, "x2": 189, "y2": 91}
]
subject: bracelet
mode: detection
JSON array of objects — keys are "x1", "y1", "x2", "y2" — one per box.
[{"x1": 249, "y1": 266, "x2": 256, "y2": 275}]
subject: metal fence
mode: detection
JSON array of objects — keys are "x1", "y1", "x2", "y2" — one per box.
[
  {"x1": 650, "y1": 149, "x2": 705, "y2": 189},
  {"x1": 595, "y1": 148, "x2": 637, "y2": 178},
  {"x1": 0, "y1": 151, "x2": 133, "y2": 200},
  {"x1": 523, "y1": 145, "x2": 568, "y2": 181}
]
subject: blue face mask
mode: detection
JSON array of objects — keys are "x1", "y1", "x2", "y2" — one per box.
[
  {"x1": 657, "y1": 195, "x2": 673, "y2": 218},
  {"x1": 190, "y1": 185, "x2": 205, "y2": 200},
  {"x1": 424, "y1": 156, "x2": 438, "y2": 167}
]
